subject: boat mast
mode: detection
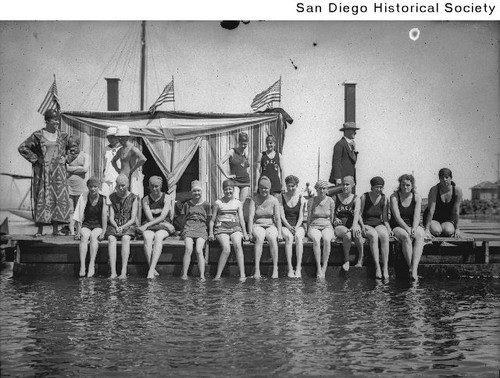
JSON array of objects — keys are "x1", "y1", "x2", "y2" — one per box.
[{"x1": 140, "y1": 21, "x2": 146, "y2": 111}]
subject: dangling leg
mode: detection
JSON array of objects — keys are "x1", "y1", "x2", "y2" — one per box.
[
  {"x1": 195, "y1": 237, "x2": 206, "y2": 280},
  {"x1": 376, "y1": 225, "x2": 390, "y2": 280},
  {"x1": 108, "y1": 235, "x2": 118, "y2": 278},
  {"x1": 282, "y1": 228, "x2": 295, "y2": 277},
  {"x1": 252, "y1": 226, "x2": 266, "y2": 278},
  {"x1": 307, "y1": 228, "x2": 323, "y2": 278},
  {"x1": 214, "y1": 234, "x2": 231, "y2": 280},
  {"x1": 294, "y1": 227, "x2": 305, "y2": 278},
  {"x1": 119, "y1": 235, "x2": 131, "y2": 279},
  {"x1": 87, "y1": 227, "x2": 103, "y2": 277},
  {"x1": 79, "y1": 227, "x2": 91, "y2": 277},
  {"x1": 231, "y1": 231, "x2": 246, "y2": 281},
  {"x1": 266, "y1": 226, "x2": 279, "y2": 278},
  {"x1": 411, "y1": 227, "x2": 425, "y2": 281},
  {"x1": 147, "y1": 230, "x2": 169, "y2": 279},
  {"x1": 181, "y1": 237, "x2": 194, "y2": 280},
  {"x1": 365, "y1": 226, "x2": 381, "y2": 279},
  {"x1": 321, "y1": 228, "x2": 335, "y2": 275}
]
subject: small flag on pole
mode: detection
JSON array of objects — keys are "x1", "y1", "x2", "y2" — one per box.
[
  {"x1": 37, "y1": 75, "x2": 60, "y2": 115},
  {"x1": 250, "y1": 79, "x2": 281, "y2": 111},
  {"x1": 149, "y1": 79, "x2": 175, "y2": 113}
]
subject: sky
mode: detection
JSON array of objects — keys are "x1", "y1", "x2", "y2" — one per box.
[{"x1": 0, "y1": 21, "x2": 499, "y2": 208}]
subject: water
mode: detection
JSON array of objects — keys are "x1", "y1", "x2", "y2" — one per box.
[{"x1": 1, "y1": 271, "x2": 499, "y2": 377}]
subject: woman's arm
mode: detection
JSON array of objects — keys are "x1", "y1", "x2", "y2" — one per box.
[
  {"x1": 351, "y1": 196, "x2": 362, "y2": 235},
  {"x1": 425, "y1": 186, "x2": 437, "y2": 232},
  {"x1": 121, "y1": 197, "x2": 139, "y2": 229},
  {"x1": 273, "y1": 198, "x2": 282, "y2": 239},
  {"x1": 140, "y1": 195, "x2": 170, "y2": 230},
  {"x1": 99, "y1": 201, "x2": 108, "y2": 240},
  {"x1": 247, "y1": 199, "x2": 255, "y2": 237},
  {"x1": 382, "y1": 195, "x2": 392, "y2": 235},
  {"x1": 279, "y1": 153, "x2": 286, "y2": 192},
  {"x1": 217, "y1": 150, "x2": 236, "y2": 179},
  {"x1": 18, "y1": 133, "x2": 40, "y2": 164},
  {"x1": 453, "y1": 187, "x2": 463, "y2": 237},
  {"x1": 111, "y1": 149, "x2": 121, "y2": 174},
  {"x1": 412, "y1": 194, "x2": 422, "y2": 232},
  {"x1": 109, "y1": 206, "x2": 118, "y2": 230},
  {"x1": 237, "y1": 202, "x2": 249, "y2": 239},
  {"x1": 295, "y1": 196, "x2": 306, "y2": 231},
  {"x1": 130, "y1": 146, "x2": 147, "y2": 175},
  {"x1": 254, "y1": 154, "x2": 262, "y2": 193},
  {"x1": 359, "y1": 194, "x2": 366, "y2": 230},
  {"x1": 208, "y1": 203, "x2": 219, "y2": 240}
]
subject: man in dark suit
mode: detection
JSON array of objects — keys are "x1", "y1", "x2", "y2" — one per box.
[{"x1": 328, "y1": 122, "x2": 359, "y2": 194}]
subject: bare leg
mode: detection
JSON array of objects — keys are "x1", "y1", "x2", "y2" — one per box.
[
  {"x1": 354, "y1": 234, "x2": 364, "y2": 267},
  {"x1": 440, "y1": 222, "x2": 455, "y2": 237},
  {"x1": 142, "y1": 230, "x2": 155, "y2": 267},
  {"x1": 147, "y1": 230, "x2": 169, "y2": 279},
  {"x1": 79, "y1": 227, "x2": 91, "y2": 277},
  {"x1": 215, "y1": 234, "x2": 231, "y2": 280},
  {"x1": 52, "y1": 221, "x2": 60, "y2": 235},
  {"x1": 366, "y1": 226, "x2": 382, "y2": 279},
  {"x1": 108, "y1": 235, "x2": 118, "y2": 278},
  {"x1": 376, "y1": 225, "x2": 390, "y2": 280},
  {"x1": 282, "y1": 228, "x2": 295, "y2": 277},
  {"x1": 87, "y1": 228, "x2": 102, "y2": 277},
  {"x1": 266, "y1": 227, "x2": 279, "y2": 279},
  {"x1": 393, "y1": 227, "x2": 412, "y2": 270},
  {"x1": 411, "y1": 227, "x2": 425, "y2": 280},
  {"x1": 195, "y1": 237, "x2": 206, "y2": 280},
  {"x1": 252, "y1": 226, "x2": 266, "y2": 278},
  {"x1": 119, "y1": 235, "x2": 131, "y2": 279},
  {"x1": 335, "y1": 226, "x2": 351, "y2": 271},
  {"x1": 294, "y1": 227, "x2": 305, "y2": 278},
  {"x1": 181, "y1": 237, "x2": 194, "y2": 280},
  {"x1": 239, "y1": 186, "x2": 250, "y2": 203},
  {"x1": 307, "y1": 228, "x2": 323, "y2": 278},
  {"x1": 429, "y1": 220, "x2": 443, "y2": 237},
  {"x1": 321, "y1": 228, "x2": 335, "y2": 275},
  {"x1": 231, "y1": 232, "x2": 246, "y2": 280}
]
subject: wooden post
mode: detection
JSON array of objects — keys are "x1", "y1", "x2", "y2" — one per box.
[{"x1": 483, "y1": 241, "x2": 490, "y2": 264}]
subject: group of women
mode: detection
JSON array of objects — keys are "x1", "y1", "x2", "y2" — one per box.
[{"x1": 19, "y1": 112, "x2": 463, "y2": 281}]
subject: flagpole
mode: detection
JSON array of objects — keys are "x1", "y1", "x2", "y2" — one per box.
[
  {"x1": 172, "y1": 75, "x2": 175, "y2": 111},
  {"x1": 317, "y1": 147, "x2": 320, "y2": 181},
  {"x1": 279, "y1": 75, "x2": 282, "y2": 108}
]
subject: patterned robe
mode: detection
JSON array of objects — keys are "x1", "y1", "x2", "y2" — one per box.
[{"x1": 18, "y1": 129, "x2": 72, "y2": 224}]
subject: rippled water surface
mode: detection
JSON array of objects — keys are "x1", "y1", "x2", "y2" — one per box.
[{"x1": 1, "y1": 269, "x2": 499, "y2": 377}]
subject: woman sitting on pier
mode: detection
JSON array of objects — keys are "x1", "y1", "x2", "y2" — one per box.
[
  {"x1": 136, "y1": 176, "x2": 175, "y2": 279},
  {"x1": 390, "y1": 174, "x2": 425, "y2": 281},
  {"x1": 307, "y1": 180, "x2": 336, "y2": 278},
  {"x1": 106, "y1": 174, "x2": 139, "y2": 279},
  {"x1": 209, "y1": 179, "x2": 248, "y2": 280},
  {"x1": 333, "y1": 176, "x2": 364, "y2": 273},
  {"x1": 359, "y1": 176, "x2": 391, "y2": 280},
  {"x1": 279, "y1": 175, "x2": 306, "y2": 278},
  {"x1": 73, "y1": 176, "x2": 107, "y2": 277},
  {"x1": 424, "y1": 168, "x2": 463, "y2": 238},
  {"x1": 248, "y1": 176, "x2": 283, "y2": 278},
  {"x1": 180, "y1": 180, "x2": 211, "y2": 280}
]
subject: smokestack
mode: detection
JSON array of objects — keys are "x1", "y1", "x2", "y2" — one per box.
[
  {"x1": 105, "y1": 78, "x2": 120, "y2": 111},
  {"x1": 344, "y1": 83, "x2": 356, "y2": 123}
]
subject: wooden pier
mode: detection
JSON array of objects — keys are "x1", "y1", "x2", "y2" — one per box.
[{"x1": 2, "y1": 227, "x2": 499, "y2": 279}]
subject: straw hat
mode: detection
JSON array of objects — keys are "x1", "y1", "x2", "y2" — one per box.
[
  {"x1": 106, "y1": 126, "x2": 117, "y2": 136},
  {"x1": 115, "y1": 125, "x2": 130, "y2": 137},
  {"x1": 339, "y1": 122, "x2": 359, "y2": 131}
]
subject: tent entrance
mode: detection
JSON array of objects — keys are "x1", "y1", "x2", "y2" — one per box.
[
  {"x1": 141, "y1": 140, "x2": 168, "y2": 195},
  {"x1": 175, "y1": 148, "x2": 199, "y2": 202}
]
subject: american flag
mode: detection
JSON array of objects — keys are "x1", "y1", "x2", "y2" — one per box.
[
  {"x1": 250, "y1": 79, "x2": 281, "y2": 111},
  {"x1": 149, "y1": 79, "x2": 175, "y2": 113},
  {"x1": 37, "y1": 76, "x2": 60, "y2": 114}
]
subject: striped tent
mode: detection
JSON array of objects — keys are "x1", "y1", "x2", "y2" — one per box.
[{"x1": 60, "y1": 110, "x2": 289, "y2": 203}]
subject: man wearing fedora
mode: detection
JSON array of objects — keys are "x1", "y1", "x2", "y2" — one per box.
[{"x1": 329, "y1": 121, "x2": 359, "y2": 194}]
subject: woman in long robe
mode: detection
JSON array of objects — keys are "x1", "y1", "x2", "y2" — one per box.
[{"x1": 18, "y1": 109, "x2": 72, "y2": 236}]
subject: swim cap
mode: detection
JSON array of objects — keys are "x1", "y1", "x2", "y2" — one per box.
[
  {"x1": 238, "y1": 132, "x2": 249, "y2": 143},
  {"x1": 370, "y1": 176, "x2": 385, "y2": 187},
  {"x1": 191, "y1": 180, "x2": 202, "y2": 191},
  {"x1": 258, "y1": 176, "x2": 272, "y2": 189},
  {"x1": 222, "y1": 179, "x2": 235, "y2": 189},
  {"x1": 285, "y1": 175, "x2": 299, "y2": 185},
  {"x1": 148, "y1": 176, "x2": 163, "y2": 186},
  {"x1": 314, "y1": 180, "x2": 329, "y2": 190}
]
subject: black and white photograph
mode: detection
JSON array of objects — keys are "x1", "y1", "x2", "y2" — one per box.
[{"x1": 1, "y1": 14, "x2": 499, "y2": 377}]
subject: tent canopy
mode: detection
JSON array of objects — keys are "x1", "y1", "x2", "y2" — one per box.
[{"x1": 61, "y1": 110, "x2": 288, "y2": 201}]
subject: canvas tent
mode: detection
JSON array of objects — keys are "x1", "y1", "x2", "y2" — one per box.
[{"x1": 61, "y1": 110, "x2": 290, "y2": 202}]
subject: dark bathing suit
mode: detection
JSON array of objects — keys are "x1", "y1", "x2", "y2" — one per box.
[
  {"x1": 334, "y1": 194, "x2": 356, "y2": 229},
  {"x1": 433, "y1": 184, "x2": 457, "y2": 225},
  {"x1": 260, "y1": 151, "x2": 281, "y2": 193},
  {"x1": 390, "y1": 192, "x2": 415, "y2": 228},
  {"x1": 282, "y1": 194, "x2": 301, "y2": 227},
  {"x1": 229, "y1": 148, "x2": 250, "y2": 187},
  {"x1": 362, "y1": 193, "x2": 385, "y2": 227}
]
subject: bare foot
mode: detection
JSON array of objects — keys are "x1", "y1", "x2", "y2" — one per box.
[
  {"x1": 79, "y1": 268, "x2": 86, "y2": 277},
  {"x1": 87, "y1": 266, "x2": 95, "y2": 278},
  {"x1": 272, "y1": 270, "x2": 279, "y2": 279},
  {"x1": 200, "y1": 276, "x2": 206, "y2": 281},
  {"x1": 354, "y1": 261, "x2": 363, "y2": 268},
  {"x1": 252, "y1": 272, "x2": 261, "y2": 279},
  {"x1": 147, "y1": 271, "x2": 156, "y2": 279},
  {"x1": 295, "y1": 268, "x2": 302, "y2": 278},
  {"x1": 383, "y1": 268, "x2": 390, "y2": 280},
  {"x1": 213, "y1": 275, "x2": 221, "y2": 281},
  {"x1": 287, "y1": 269, "x2": 295, "y2": 278},
  {"x1": 118, "y1": 274, "x2": 127, "y2": 279},
  {"x1": 154, "y1": 270, "x2": 160, "y2": 276},
  {"x1": 411, "y1": 271, "x2": 419, "y2": 281},
  {"x1": 342, "y1": 262, "x2": 350, "y2": 272},
  {"x1": 239, "y1": 276, "x2": 246, "y2": 282},
  {"x1": 110, "y1": 273, "x2": 117, "y2": 279},
  {"x1": 181, "y1": 275, "x2": 188, "y2": 280}
]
